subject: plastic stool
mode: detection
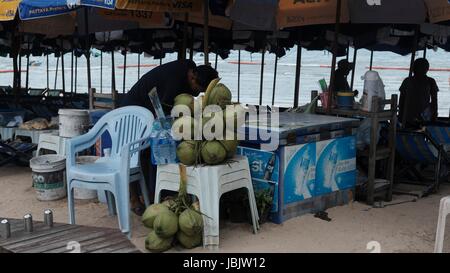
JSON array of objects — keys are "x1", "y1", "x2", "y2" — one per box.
[
  {"x1": 36, "y1": 132, "x2": 67, "y2": 156},
  {"x1": 0, "y1": 127, "x2": 16, "y2": 141},
  {"x1": 155, "y1": 155, "x2": 260, "y2": 249},
  {"x1": 15, "y1": 129, "x2": 59, "y2": 144},
  {"x1": 435, "y1": 196, "x2": 450, "y2": 253}
]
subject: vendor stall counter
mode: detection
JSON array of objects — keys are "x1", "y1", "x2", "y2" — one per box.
[{"x1": 237, "y1": 112, "x2": 360, "y2": 224}]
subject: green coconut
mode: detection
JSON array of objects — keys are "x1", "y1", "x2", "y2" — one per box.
[
  {"x1": 201, "y1": 141, "x2": 227, "y2": 165},
  {"x1": 142, "y1": 204, "x2": 170, "y2": 229},
  {"x1": 162, "y1": 198, "x2": 177, "y2": 210},
  {"x1": 220, "y1": 140, "x2": 239, "y2": 158},
  {"x1": 174, "y1": 93, "x2": 194, "y2": 113},
  {"x1": 172, "y1": 116, "x2": 196, "y2": 141},
  {"x1": 176, "y1": 230, "x2": 202, "y2": 249},
  {"x1": 145, "y1": 230, "x2": 173, "y2": 253},
  {"x1": 179, "y1": 208, "x2": 203, "y2": 236},
  {"x1": 207, "y1": 83, "x2": 232, "y2": 109},
  {"x1": 177, "y1": 140, "x2": 198, "y2": 166},
  {"x1": 153, "y1": 209, "x2": 179, "y2": 238}
]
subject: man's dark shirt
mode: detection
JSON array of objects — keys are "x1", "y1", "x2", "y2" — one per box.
[
  {"x1": 334, "y1": 68, "x2": 351, "y2": 93},
  {"x1": 399, "y1": 76, "x2": 439, "y2": 127},
  {"x1": 122, "y1": 59, "x2": 197, "y2": 115}
]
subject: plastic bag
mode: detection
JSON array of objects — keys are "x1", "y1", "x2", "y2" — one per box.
[{"x1": 356, "y1": 118, "x2": 381, "y2": 150}]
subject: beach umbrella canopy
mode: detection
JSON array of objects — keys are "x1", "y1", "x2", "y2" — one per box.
[
  {"x1": 115, "y1": 0, "x2": 203, "y2": 12},
  {"x1": 19, "y1": 0, "x2": 75, "y2": 20},
  {"x1": 0, "y1": 0, "x2": 21, "y2": 21},
  {"x1": 228, "y1": 0, "x2": 278, "y2": 31},
  {"x1": 425, "y1": 0, "x2": 450, "y2": 23},
  {"x1": 277, "y1": 0, "x2": 349, "y2": 29},
  {"x1": 348, "y1": 0, "x2": 428, "y2": 24}
]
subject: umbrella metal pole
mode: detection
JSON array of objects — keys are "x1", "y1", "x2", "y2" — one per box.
[
  {"x1": 293, "y1": 45, "x2": 302, "y2": 108},
  {"x1": 423, "y1": 47, "x2": 427, "y2": 58},
  {"x1": 74, "y1": 55, "x2": 78, "y2": 94},
  {"x1": 237, "y1": 50, "x2": 241, "y2": 103},
  {"x1": 137, "y1": 53, "x2": 140, "y2": 80},
  {"x1": 61, "y1": 51, "x2": 65, "y2": 94},
  {"x1": 111, "y1": 52, "x2": 116, "y2": 93},
  {"x1": 122, "y1": 51, "x2": 127, "y2": 94},
  {"x1": 346, "y1": 42, "x2": 350, "y2": 60},
  {"x1": 84, "y1": 8, "x2": 92, "y2": 93},
  {"x1": 215, "y1": 53, "x2": 218, "y2": 70},
  {"x1": 160, "y1": 58, "x2": 162, "y2": 66},
  {"x1": 54, "y1": 57, "x2": 59, "y2": 90},
  {"x1": 100, "y1": 51, "x2": 103, "y2": 93},
  {"x1": 350, "y1": 48, "x2": 358, "y2": 91},
  {"x1": 328, "y1": 0, "x2": 342, "y2": 113},
  {"x1": 46, "y1": 55, "x2": 49, "y2": 89},
  {"x1": 71, "y1": 50, "x2": 74, "y2": 93},
  {"x1": 203, "y1": 0, "x2": 209, "y2": 65},
  {"x1": 190, "y1": 26, "x2": 194, "y2": 61},
  {"x1": 181, "y1": 13, "x2": 189, "y2": 61},
  {"x1": 369, "y1": 50, "x2": 374, "y2": 70},
  {"x1": 25, "y1": 53, "x2": 29, "y2": 90},
  {"x1": 409, "y1": 26, "x2": 419, "y2": 78},
  {"x1": 259, "y1": 51, "x2": 265, "y2": 106},
  {"x1": 272, "y1": 55, "x2": 278, "y2": 106},
  {"x1": 18, "y1": 54, "x2": 22, "y2": 90}
]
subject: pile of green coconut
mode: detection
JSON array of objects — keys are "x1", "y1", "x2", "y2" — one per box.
[
  {"x1": 143, "y1": 165, "x2": 204, "y2": 252},
  {"x1": 172, "y1": 78, "x2": 246, "y2": 166}
]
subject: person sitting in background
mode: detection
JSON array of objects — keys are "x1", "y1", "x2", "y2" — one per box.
[
  {"x1": 333, "y1": 59, "x2": 359, "y2": 97},
  {"x1": 399, "y1": 58, "x2": 439, "y2": 129}
]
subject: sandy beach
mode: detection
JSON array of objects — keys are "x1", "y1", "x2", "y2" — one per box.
[{"x1": 1, "y1": 164, "x2": 449, "y2": 253}]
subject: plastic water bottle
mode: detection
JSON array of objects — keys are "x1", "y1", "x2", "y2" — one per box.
[
  {"x1": 295, "y1": 151, "x2": 310, "y2": 196},
  {"x1": 323, "y1": 143, "x2": 338, "y2": 190},
  {"x1": 150, "y1": 117, "x2": 178, "y2": 165}
]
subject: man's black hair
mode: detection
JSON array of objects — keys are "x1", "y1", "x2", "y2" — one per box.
[
  {"x1": 194, "y1": 65, "x2": 219, "y2": 89},
  {"x1": 413, "y1": 58, "x2": 430, "y2": 76}
]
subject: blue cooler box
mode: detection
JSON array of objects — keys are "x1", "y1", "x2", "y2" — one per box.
[{"x1": 238, "y1": 112, "x2": 359, "y2": 223}]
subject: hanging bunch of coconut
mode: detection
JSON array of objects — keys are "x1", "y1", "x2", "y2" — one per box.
[
  {"x1": 142, "y1": 165, "x2": 204, "y2": 252},
  {"x1": 172, "y1": 79, "x2": 246, "y2": 166}
]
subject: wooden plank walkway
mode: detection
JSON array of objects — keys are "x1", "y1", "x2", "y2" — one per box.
[{"x1": 0, "y1": 218, "x2": 140, "y2": 253}]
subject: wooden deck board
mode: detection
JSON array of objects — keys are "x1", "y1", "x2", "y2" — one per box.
[{"x1": 0, "y1": 217, "x2": 140, "y2": 253}]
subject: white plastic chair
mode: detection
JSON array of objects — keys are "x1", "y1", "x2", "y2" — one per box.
[
  {"x1": 155, "y1": 155, "x2": 260, "y2": 249},
  {"x1": 66, "y1": 106, "x2": 154, "y2": 237},
  {"x1": 434, "y1": 196, "x2": 450, "y2": 253},
  {"x1": 37, "y1": 132, "x2": 67, "y2": 156}
]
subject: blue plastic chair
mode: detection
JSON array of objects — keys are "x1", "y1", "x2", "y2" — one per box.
[{"x1": 66, "y1": 106, "x2": 154, "y2": 237}]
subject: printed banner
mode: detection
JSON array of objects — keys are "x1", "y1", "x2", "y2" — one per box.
[
  {"x1": 116, "y1": 0, "x2": 202, "y2": 13},
  {"x1": 0, "y1": 0, "x2": 20, "y2": 21}
]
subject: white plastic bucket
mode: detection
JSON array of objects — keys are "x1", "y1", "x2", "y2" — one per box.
[
  {"x1": 30, "y1": 155, "x2": 66, "y2": 201},
  {"x1": 74, "y1": 156, "x2": 99, "y2": 200},
  {"x1": 58, "y1": 109, "x2": 90, "y2": 138}
]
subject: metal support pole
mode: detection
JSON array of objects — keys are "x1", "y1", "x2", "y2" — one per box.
[
  {"x1": 61, "y1": 50, "x2": 66, "y2": 93},
  {"x1": 24, "y1": 214, "x2": 33, "y2": 233},
  {"x1": 272, "y1": 55, "x2": 278, "y2": 106},
  {"x1": 74, "y1": 55, "x2": 78, "y2": 93},
  {"x1": 84, "y1": 9, "x2": 92, "y2": 93},
  {"x1": 54, "y1": 57, "x2": 59, "y2": 90},
  {"x1": 46, "y1": 54, "x2": 49, "y2": 89},
  {"x1": 409, "y1": 26, "x2": 420, "y2": 78},
  {"x1": 137, "y1": 53, "x2": 141, "y2": 80},
  {"x1": 350, "y1": 48, "x2": 358, "y2": 91},
  {"x1": 259, "y1": 51, "x2": 265, "y2": 106},
  {"x1": 100, "y1": 51, "x2": 103, "y2": 93},
  {"x1": 122, "y1": 51, "x2": 127, "y2": 94},
  {"x1": 369, "y1": 50, "x2": 374, "y2": 70},
  {"x1": 25, "y1": 53, "x2": 30, "y2": 90},
  {"x1": 44, "y1": 209, "x2": 53, "y2": 228},
  {"x1": 111, "y1": 52, "x2": 116, "y2": 93},
  {"x1": 214, "y1": 53, "x2": 218, "y2": 70},
  {"x1": 181, "y1": 13, "x2": 189, "y2": 60},
  {"x1": 71, "y1": 50, "x2": 74, "y2": 93},
  {"x1": 237, "y1": 50, "x2": 241, "y2": 103},
  {"x1": 203, "y1": 0, "x2": 209, "y2": 65},
  {"x1": 293, "y1": 45, "x2": 302, "y2": 108},
  {"x1": 190, "y1": 26, "x2": 194, "y2": 61},
  {"x1": 423, "y1": 47, "x2": 427, "y2": 58},
  {"x1": 328, "y1": 0, "x2": 342, "y2": 113}
]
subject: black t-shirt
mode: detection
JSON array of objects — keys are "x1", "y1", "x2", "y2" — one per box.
[
  {"x1": 334, "y1": 68, "x2": 351, "y2": 93},
  {"x1": 399, "y1": 76, "x2": 439, "y2": 127},
  {"x1": 122, "y1": 59, "x2": 197, "y2": 115}
]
